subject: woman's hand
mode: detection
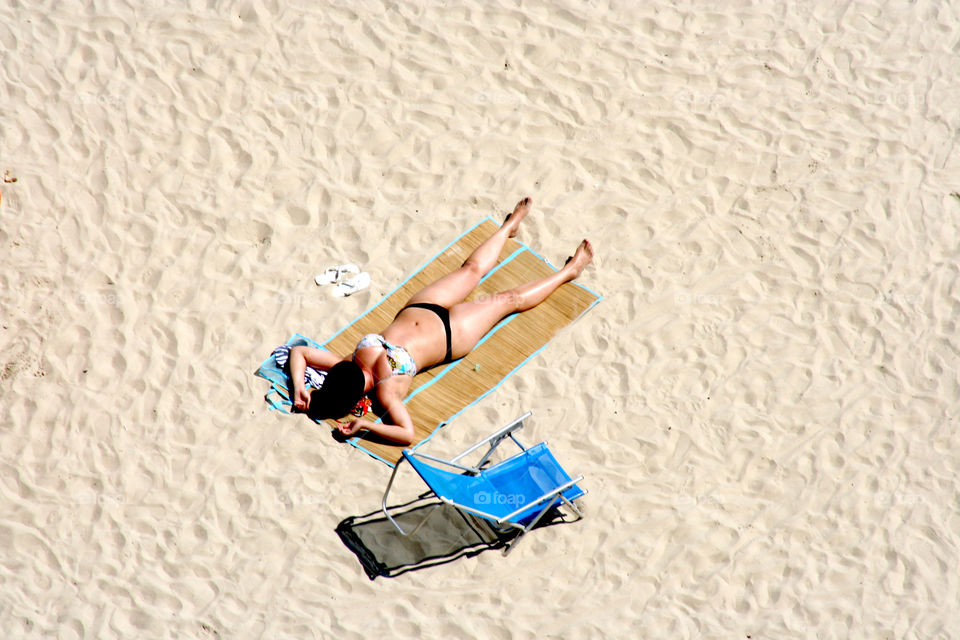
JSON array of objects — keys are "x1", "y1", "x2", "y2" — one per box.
[
  {"x1": 293, "y1": 386, "x2": 311, "y2": 412},
  {"x1": 335, "y1": 406, "x2": 414, "y2": 445},
  {"x1": 337, "y1": 418, "x2": 370, "y2": 437}
]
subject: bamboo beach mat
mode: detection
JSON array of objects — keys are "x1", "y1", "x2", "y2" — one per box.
[{"x1": 317, "y1": 218, "x2": 601, "y2": 466}]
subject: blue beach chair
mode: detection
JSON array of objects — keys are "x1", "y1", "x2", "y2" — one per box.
[{"x1": 382, "y1": 412, "x2": 586, "y2": 555}]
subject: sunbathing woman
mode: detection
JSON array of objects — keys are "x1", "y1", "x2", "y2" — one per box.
[{"x1": 287, "y1": 197, "x2": 594, "y2": 445}]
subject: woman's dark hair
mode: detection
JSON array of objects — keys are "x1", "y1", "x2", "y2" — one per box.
[{"x1": 306, "y1": 361, "x2": 365, "y2": 420}]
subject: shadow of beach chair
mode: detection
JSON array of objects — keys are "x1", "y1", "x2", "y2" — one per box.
[
  {"x1": 336, "y1": 501, "x2": 506, "y2": 579},
  {"x1": 381, "y1": 411, "x2": 586, "y2": 556}
]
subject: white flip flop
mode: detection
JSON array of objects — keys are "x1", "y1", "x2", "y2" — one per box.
[
  {"x1": 314, "y1": 264, "x2": 360, "y2": 286},
  {"x1": 332, "y1": 272, "x2": 371, "y2": 297}
]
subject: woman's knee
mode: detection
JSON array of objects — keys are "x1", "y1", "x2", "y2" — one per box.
[
  {"x1": 460, "y1": 259, "x2": 486, "y2": 279},
  {"x1": 490, "y1": 289, "x2": 522, "y2": 312}
]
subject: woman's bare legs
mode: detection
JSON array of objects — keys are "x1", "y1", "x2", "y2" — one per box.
[
  {"x1": 406, "y1": 197, "x2": 531, "y2": 308},
  {"x1": 448, "y1": 239, "x2": 595, "y2": 359}
]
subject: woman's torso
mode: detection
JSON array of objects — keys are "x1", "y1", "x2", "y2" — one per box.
[{"x1": 353, "y1": 306, "x2": 449, "y2": 389}]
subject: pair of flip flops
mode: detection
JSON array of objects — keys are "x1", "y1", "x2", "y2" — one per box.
[{"x1": 314, "y1": 264, "x2": 370, "y2": 297}]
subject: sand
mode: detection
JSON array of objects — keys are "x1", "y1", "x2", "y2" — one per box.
[{"x1": 2, "y1": 0, "x2": 960, "y2": 637}]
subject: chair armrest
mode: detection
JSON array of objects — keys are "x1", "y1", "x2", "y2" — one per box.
[
  {"x1": 411, "y1": 452, "x2": 480, "y2": 474},
  {"x1": 450, "y1": 411, "x2": 532, "y2": 463},
  {"x1": 500, "y1": 475, "x2": 585, "y2": 522}
]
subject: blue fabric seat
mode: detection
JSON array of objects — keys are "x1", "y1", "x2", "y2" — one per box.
[
  {"x1": 403, "y1": 443, "x2": 585, "y2": 526},
  {"x1": 382, "y1": 412, "x2": 585, "y2": 554}
]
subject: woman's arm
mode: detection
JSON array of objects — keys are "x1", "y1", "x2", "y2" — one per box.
[
  {"x1": 336, "y1": 391, "x2": 415, "y2": 445},
  {"x1": 288, "y1": 346, "x2": 344, "y2": 411}
]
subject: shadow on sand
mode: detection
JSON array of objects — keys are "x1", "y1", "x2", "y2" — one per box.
[{"x1": 336, "y1": 495, "x2": 575, "y2": 580}]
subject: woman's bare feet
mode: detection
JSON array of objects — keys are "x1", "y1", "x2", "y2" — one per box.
[
  {"x1": 503, "y1": 197, "x2": 531, "y2": 238},
  {"x1": 563, "y1": 239, "x2": 594, "y2": 280}
]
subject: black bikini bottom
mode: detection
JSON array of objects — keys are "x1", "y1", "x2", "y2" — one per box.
[{"x1": 399, "y1": 302, "x2": 452, "y2": 363}]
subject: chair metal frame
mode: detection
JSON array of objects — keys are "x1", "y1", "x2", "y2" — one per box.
[{"x1": 382, "y1": 411, "x2": 586, "y2": 555}]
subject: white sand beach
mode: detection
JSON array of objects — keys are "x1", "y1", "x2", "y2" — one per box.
[{"x1": 2, "y1": 0, "x2": 960, "y2": 637}]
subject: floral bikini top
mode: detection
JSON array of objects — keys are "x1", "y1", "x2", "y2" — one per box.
[{"x1": 353, "y1": 334, "x2": 418, "y2": 379}]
